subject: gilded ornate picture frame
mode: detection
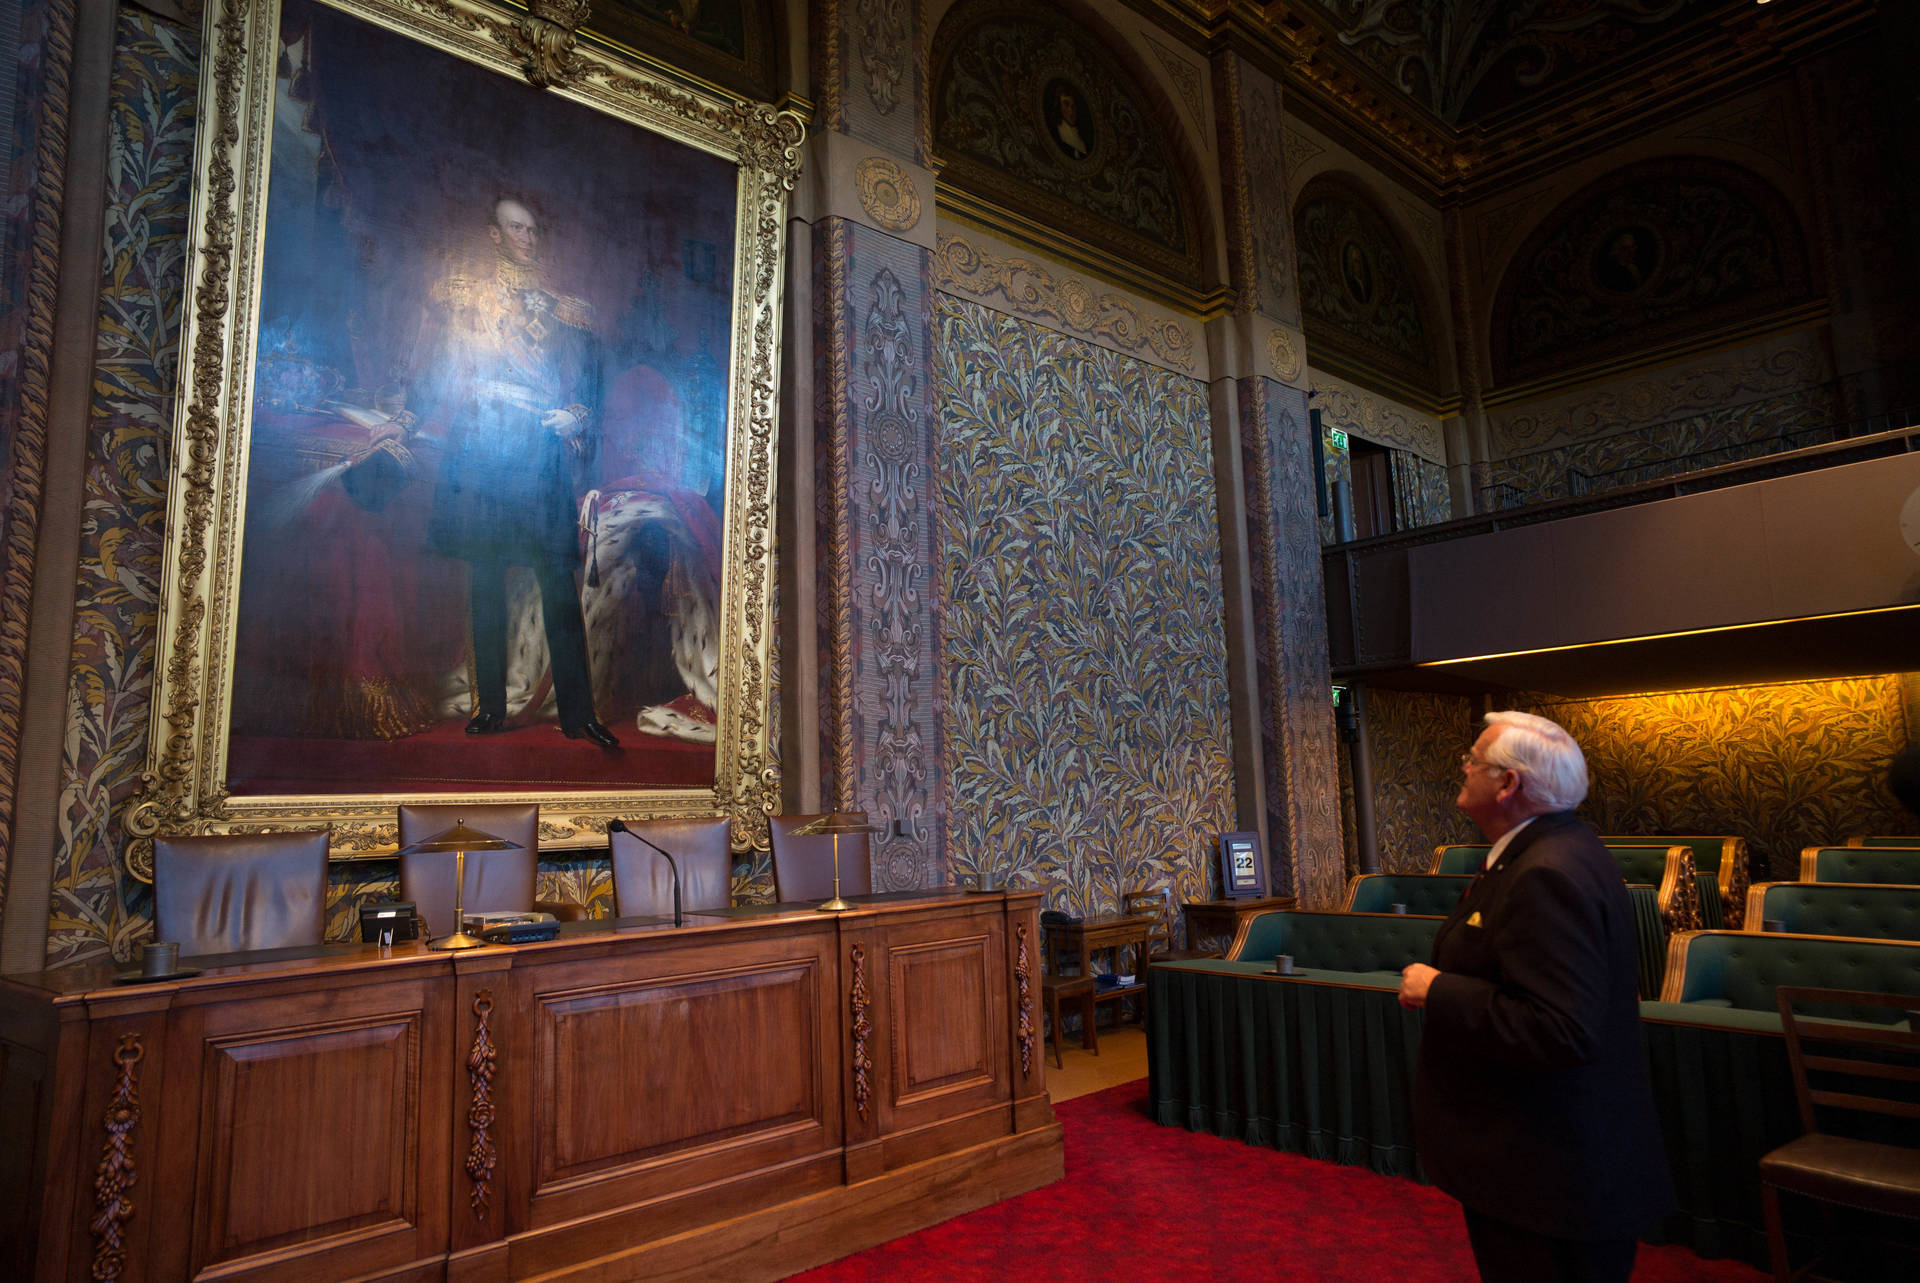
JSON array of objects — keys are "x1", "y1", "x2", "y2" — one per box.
[{"x1": 128, "y1": 0, "x2": 801, "y2": 874}]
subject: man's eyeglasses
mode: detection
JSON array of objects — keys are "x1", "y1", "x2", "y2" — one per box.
[{"x1": 1460, "y1": 753, "x2": 1508, "y2": 773}]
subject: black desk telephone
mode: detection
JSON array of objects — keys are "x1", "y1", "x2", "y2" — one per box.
[{"x1": 1039, "y1": 909, "x2": 1083, "y2": 928}]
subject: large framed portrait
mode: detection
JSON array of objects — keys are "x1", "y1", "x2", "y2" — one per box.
[{"x1": 127, "y1": 0, "x2": 800, "y2": 871}]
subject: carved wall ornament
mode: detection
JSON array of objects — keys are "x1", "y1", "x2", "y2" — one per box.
[
  {"x1": 932, "y1": 233, "x2": 1196, "y2": 373},
  {"x1": 855, "y1": 156, "x2": 921, "y2": 231},
  {"x1": 1293, "y1": 173, "x2": 1436, "y2": 393},
  {"x1": 1143, "y1": 30, "x2": 1205, "y2": 127},
  {"x1": 129, "y1": 0, "x2": 797, "y2": 866},
  {"x1": 466, "y1": 989, "x2": 497, "y2": 1218},
  {"x1": 1677, "y1": 96, "x2": 1794, "y2": 167},
  {"x1": 931, "y1": 0, "x2": 1205, "y2": 293},
  {"x1": 1267, "y1": 327, "x2": 1304, "y2": 384},
  {"x1": 0, "y1": 0, "x2": 75, "y2": 894},
  {"x1": 1307, "y1": 368, "x2": 1445, "y2": 464},
  {"x1": 850, "y1": 942, "x2": 873, "y2": 1120},
  {"x1": 1015, "y1": 923, "x2": 1034, "y2": 1076},
  {"x1": 505, "y1": 0, "x2": 592, "y2": 88},
  {"x1": 1489, "y1": 332, "x2": 1830, "y2": 455},
  {"x1": 1280, "y1": 124, "x2": 1325, "y2": 179},
  {"x1": 90, "y1": 1033, "x2": 144, "y2": 1282},
  {"x1": 863, "y1": 267, "x2": 931, "y2": 887},
  {"x1": 854, "y1": 0, "x2": 910, "y2": 116},
  {"x1": 1491, "y1": 157, "x2": 1814, "y2": 385}
]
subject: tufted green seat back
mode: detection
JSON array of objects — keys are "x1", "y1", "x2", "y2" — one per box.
[
  {"x1": 1752, "y1": 883, "x2": 1920, "y2": 942},
  {"x1": 1805, "y1": 846, "x2": 1920, "y2": 885},
  {"x1": 1670, "y1": 931, "x2": 1920, "y2": 1022},
  {"x1": 1345, "y1": 874, "x2": 1473, "y2": 916},
  {"x1": 1232, "y1": 910, "x2": 1442, "y2": 974}
]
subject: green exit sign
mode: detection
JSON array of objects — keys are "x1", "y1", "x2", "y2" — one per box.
[
  {"x1": 1331, "y1": 684, "x2": 1348, "y2": 707},
  {"x1": 1327, "y1": 428, "x2": 1349, "y2": 451}
]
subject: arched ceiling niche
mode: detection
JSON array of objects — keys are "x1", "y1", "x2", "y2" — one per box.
[
  {"x1": 1293, "y1": 172, "x2": 1440, "y2": 404},
  {"x1": 930, "y1": 0, "x2": 1215, "y2": 311},
  {"x1": 1489, "y1": 155, "x2": 1817, "y2": 388}
]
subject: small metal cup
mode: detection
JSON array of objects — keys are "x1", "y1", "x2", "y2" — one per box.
[
  {"x1": 1274, "y1": 954, "x2": 1295, "y2": 975},
  {"x1": 1389, "y1": 902, "x2": 1409, "y2": 915},
  {"x1": 974, "y1": 871, "x2": 1000, "y2": 892},
  {"x1": 1763, "y1": 919, "x2": 1787, "y2": 933},
  {"x1": 141, "y1": 941, "x2": 180, "y2": 977}
]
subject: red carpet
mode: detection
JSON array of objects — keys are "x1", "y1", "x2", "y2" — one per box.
[
  {"x1": 791, "y1": 1080, "x2": 1767, "y2": 1282},
  {"x1": 227, "y1": 714, "x2": 714, "y2": 793}
]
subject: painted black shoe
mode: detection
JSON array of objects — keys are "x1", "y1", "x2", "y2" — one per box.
[
  {"x1": 465, "y1": 711, "x2": 505, "y2": 735},
  {"x1": 563, "y1": 719, "x2": 622, "y2": 751}
]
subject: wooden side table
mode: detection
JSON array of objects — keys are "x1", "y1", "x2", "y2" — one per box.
[
  {"x1": 1042, "y1": 913, "x2": 1153, "y2": 1047},
  {"x1": 1182, "y1": 895, "x2": 1296, "y2": 957}
]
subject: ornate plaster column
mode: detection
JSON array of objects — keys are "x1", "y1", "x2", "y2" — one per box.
[
  {"x1": 1209, "y1": 49, "x2": 1343, "y2": 908},
  {"x1": 801, "y1": 0, "x2": 945, "y2": 889}
]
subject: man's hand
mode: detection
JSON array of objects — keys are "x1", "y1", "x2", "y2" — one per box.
[{"x1": 1399, "y1": 963, "x2": 1439, "y2": 1009}]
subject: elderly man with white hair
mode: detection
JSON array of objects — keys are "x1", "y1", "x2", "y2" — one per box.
[{"x1": 1398, "y1": 711, "x2": 1673, "y2": 1283}]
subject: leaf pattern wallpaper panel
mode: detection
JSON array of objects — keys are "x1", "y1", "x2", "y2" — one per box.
[
  {"x1": 933, "y1": 295, "x2": 1236, "y2": 918},
  {"x1": 1361, "y1": 689, "x2": 1479, "y2": 873},
  {"x1": 1523, "y1": 677, "x2": 1914, "y2": 881},
  {"x1": 46, "y1": 12, "x2": 196, "y2": 966},
  {"x1": 1360, "y1": 678, "x2": 1915, "y2": 884}
]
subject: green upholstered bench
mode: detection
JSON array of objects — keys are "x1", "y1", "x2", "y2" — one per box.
[
  {"x1": 1800, "y1": 845, "x2": 1920, "y2": 885},
  {"x1": 1340, "y1": 873, "x2": 1472, "y2": 917},
  {"x1": 1742, "y1": 882, "x2": 1920, "y2": 943},
  {"x1": 1849, "y1": 836, "x2": 1920, "y2": 847},
  {"x1": 1228, "y1": 910, "x2": 1441, "y2": 985},
  {"x1": 1659, "y1": 929, "x2": 1920, "y2": 1020}
]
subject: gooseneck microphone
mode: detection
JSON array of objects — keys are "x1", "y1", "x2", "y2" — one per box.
[{"x1": 608, "y1": 819, "x2": 683, "y2": 927}]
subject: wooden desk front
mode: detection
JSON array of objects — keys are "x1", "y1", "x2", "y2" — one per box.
[{"x1": 0, "y1": 891, "x2": 1061, "y2": 1282}]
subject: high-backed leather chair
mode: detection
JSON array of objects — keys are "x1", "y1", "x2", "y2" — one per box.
[
  {"x1": 153, "y1": 830, "x2": 330, "y2": 957},
  {"x1": 769, "y1": 811, "x2": 872, "y2": 903},
  {"x1": 610, "y1": 816, "x2": 733, "y2": 918},
  {"x1": 397, "y1": 802, "x2": 584, "y2": 940}
]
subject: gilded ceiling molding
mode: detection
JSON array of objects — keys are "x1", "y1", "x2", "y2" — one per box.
[
  {"x1": 1306, "y1": 366, "x2": 1445, "y2": 464},
  {"x1": 932, "y1": 232, "x2": 1197, "y2": 373},
  {"x1": 855, "y1": 156, "x2": 921, "y2": 231}
]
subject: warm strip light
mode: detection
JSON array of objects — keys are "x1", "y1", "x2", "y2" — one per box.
[{"x1": 1417, "y1": 603, "x2": 1920, "y2": 668}]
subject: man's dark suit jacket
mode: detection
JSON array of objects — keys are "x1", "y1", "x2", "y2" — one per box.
[{"x1": 1413, "y1": 810, "x2": 1675, "y2": 1242}]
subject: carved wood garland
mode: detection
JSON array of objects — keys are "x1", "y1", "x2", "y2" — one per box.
[
  {"x1": 849, "y1": 943, "x2": 873, "y2": 1121},
  {"x1": 1015, "y1": 923, "x2": 1034, "y2": 1076},
  {"x1": 90, "y1": 1033, "x2": 144, "y2": 1281},
  {"x1": 466, "y1": 990, "x2": 497, "y2": 1217}
]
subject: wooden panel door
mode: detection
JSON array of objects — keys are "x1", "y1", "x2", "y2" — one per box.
[{"x1": 147, "y1": 970, "x2": 454, "y2": 1282}]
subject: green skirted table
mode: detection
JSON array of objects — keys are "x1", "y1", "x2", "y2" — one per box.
[{"x1": 1146, "y1": 961, "x2": 1914, "y2": 1269}]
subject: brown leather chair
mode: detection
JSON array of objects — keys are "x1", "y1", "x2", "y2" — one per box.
[
  {"x1": 769, "y1": 811, "x2": 872, "y2": 903},
  {"x1": 610, "y1": 816, "x2": 733, "y2": 918},
  {"x1": 153, "y1": 830, "x2": 330, "y2": 957},
  {"x1": 397, "y1": 802, "x2": 584, "y2": 941}
]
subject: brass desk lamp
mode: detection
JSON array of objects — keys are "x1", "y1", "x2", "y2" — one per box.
[
  {"x1": 789, "y1": 813, "x2": 880, "y2": 912},
  {"x1": 396, "y1": 819, "x2": 524, "y2": 951}
]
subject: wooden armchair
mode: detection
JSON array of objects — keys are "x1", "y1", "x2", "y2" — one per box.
[{"x1": 1760, "y1": 986, "x2": 1920, "y2": 1282}]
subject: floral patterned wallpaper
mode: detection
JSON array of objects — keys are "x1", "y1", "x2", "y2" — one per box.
[
  {"x1": 933, "y1": 294, "x2": 1237, "y2": 917},
  {"x1": 45, "y1": 12, "x2": 195, "y2": 966},
  {"x1": 1358, "y1": 678, "x2": 1914, "y2": 887}
]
